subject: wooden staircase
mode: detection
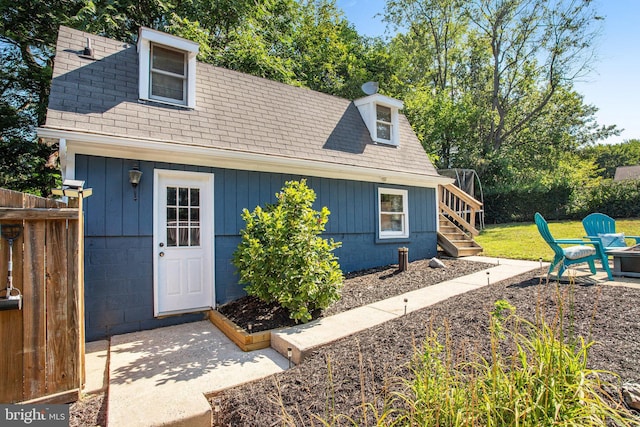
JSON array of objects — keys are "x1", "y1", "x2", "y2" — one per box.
[{"x1": 437, "y1": 183, "x2": 484, "y2": 257}]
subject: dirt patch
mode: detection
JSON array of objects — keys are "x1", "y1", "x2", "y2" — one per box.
[{"x1": 212, "y1": 267, "x2": 640, "y2": 426}]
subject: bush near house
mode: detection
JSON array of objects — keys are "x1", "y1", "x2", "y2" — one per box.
[{"x1": 233, "y1": 179, "x2": 343, "y2": 323}]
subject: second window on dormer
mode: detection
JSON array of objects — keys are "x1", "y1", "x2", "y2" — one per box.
[
  {"x1": 376, "y1": 104, "x2": 392, "y2": 141},
  {"x1": 150, "y1": 44, "x2": 187, "y2": 105}
]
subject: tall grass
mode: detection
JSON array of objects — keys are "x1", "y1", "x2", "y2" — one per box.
[
  {"x1": 272, "y1": 285, "x2": 638, "y2": 427},
  {"x1": 391, "y1": 300, "x2": 637, "y2": 427}
]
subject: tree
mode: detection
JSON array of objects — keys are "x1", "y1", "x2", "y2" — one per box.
[
  {"x1": 467, "y1": 0, "x2": 604, "y2": 153},
  {"x1": 581, "y1": 139, "x2": 640, "y2": 179},
  {"x1": 0, "y1": 0, "x2": 82, "y2": 194}
]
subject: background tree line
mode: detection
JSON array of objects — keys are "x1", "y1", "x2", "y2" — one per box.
[{"x1": 1, "y1": 0, "x2": 638, "y2": 221}]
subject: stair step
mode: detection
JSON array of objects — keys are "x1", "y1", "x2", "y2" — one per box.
[{"x1": 456, "y1": 247, "x2": 483, "y2": 257}]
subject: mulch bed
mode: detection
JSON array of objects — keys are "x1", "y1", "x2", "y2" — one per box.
[
  {"x1": 210, "y1": 263, "x2": 640, "y2": 426},
  {"x1": 216, "y1": 257, "x2": 493, "y2": 332}
]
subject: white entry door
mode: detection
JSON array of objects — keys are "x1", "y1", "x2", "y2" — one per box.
[{"x1": 154, "y1": 170, "x2": 214, "y2": 316}]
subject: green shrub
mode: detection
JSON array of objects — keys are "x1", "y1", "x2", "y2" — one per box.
[
  {"x1": 232, "y1": 179, "x2": 343, "y2": 323},
  {"x1": 485, "y1": 183, "x2": 573, "y2": 223},
  {"x1": 570, "y1": 179, "x2": 640, "y2": 219}
]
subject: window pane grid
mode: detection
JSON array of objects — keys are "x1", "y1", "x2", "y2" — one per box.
[{"x1": 166, "y1": 186, "x2": 201, "y2": 247}]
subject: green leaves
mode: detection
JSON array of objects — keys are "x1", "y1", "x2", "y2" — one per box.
[{"x1": 232, "y1": 179, "x2": 343, "y2": 323}]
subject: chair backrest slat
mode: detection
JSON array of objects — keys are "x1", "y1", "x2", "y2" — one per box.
[{"x1": 583, "y1": 213, "x2": 616, "y2": 236}]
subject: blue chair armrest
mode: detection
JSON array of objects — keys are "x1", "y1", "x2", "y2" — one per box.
[{"x1": 555, "y1": 239, "x2": 594, "y2": 245}]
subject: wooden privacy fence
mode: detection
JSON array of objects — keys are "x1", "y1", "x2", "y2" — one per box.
[{"x1": 0, "y1": 187, "x2": 88, "y2": 404}]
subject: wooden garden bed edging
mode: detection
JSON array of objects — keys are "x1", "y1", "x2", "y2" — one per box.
[{"x1": 207, "y1": 309, "x2": 271, "y2": 352}]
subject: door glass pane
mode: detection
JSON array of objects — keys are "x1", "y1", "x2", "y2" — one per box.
[
  {"x1": 191, "y1": 228, "x2": 200, "y2": 246},
  {"x1": 167, "y1": 187, "x2": 177, "y2": 205},
  {"x1": 190, "y1": 207, "x2": 200, "y2": 222},
  {"x1": 167, "y1": 207, "x2": 177, "y2": 226},
  {"x1": 167, "y1": 228, "x2": 177, "y2": 246},
  {"x1": 166, "y1": 186, "x2": 203, "y2": 247},
  {"x1": 190, "y1": 189, "x2": 200, "y2": 206},
  {"x1": 179, "y1": 228, "x2": 189, "y2": 246},
  {"x1": 179, "y1": 188, "x2": 189, "y2": 206}
]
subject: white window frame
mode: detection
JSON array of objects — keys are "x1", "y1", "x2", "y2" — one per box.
[
  {"x1": 138, "y1": 27, "x2": 199, "y2": 109},
  {"x1": 378, "y1": 187, "x2": 409, "y2": 239},
  {"x1": 149, "y1": 44, "x2": 188, "y2": 105}
]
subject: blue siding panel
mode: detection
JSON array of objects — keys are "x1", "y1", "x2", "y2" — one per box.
[
  {"x1": 105, "y1": 158, "x2": 123, "y2": 236},
  {"x1": 78, "y1": 154, "x2": 438, "y2": 340}
]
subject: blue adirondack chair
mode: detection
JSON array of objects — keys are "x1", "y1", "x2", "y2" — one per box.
[
  {"x1": 582, "y1": 212, "x2": 640, "y2": 253},
  {"x1": 534, "y1": 213, "x2": 612, "y2": 280}
]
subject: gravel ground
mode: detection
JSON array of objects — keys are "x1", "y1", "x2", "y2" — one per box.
[{"x1": 68, "y1": 258, "x2": 640, "y2": 426}]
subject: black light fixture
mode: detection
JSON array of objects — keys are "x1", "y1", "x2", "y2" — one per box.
[{"x1": 128, "y1": 162, "x2": 143, "y2": 201}]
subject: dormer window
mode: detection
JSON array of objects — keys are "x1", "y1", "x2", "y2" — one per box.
[
  {"x1": 151, "y1": 44, "x2": 187, "y2": 104},
  {"x1": 354, "y1": 94, "x2": 403, "y2": 146},
  {"x1": 138, "y1": 27, "x2": 199, "y2": 108},
  {"x1": 376, "y1": 104, "x2": 392, "y2": 141}
]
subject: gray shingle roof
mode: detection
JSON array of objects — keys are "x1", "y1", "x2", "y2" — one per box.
[
  {"x1": 614, "y1": 165, "x2": 640, "y2": 181},
  {"x1": 44, "y1": 26, "x2": 439, "y2": 179}
]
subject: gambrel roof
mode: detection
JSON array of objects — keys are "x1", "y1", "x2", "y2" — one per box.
[{"x1": 40, "y1": 26, "x2": 447, "y2": 187}]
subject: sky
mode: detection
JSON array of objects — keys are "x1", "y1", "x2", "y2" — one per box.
[{"x1": 336, "y1": 0, "x2": 640, "y2": 145}]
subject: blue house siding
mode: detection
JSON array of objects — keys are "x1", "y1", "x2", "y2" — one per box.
[{"x1": 77, "y1": 155, "x2": 437, "y2": 340}]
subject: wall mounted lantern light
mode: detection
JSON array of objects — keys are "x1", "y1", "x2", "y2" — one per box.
[{"x1": 128, "y1": 162, "x2": 143, "y2": 201}]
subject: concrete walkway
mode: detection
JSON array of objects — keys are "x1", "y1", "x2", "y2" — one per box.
[{"x1": 83, "y1": 256, "x2": 638, "y2": 426}]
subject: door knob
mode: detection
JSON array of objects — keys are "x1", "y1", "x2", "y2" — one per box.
[{"x1": 159, "y1": 252, "x2": 165, "y2": 257}]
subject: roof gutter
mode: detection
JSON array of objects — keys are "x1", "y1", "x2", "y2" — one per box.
[{"x1": 38, "y1": 127, "x2": 453, "y2": 188}]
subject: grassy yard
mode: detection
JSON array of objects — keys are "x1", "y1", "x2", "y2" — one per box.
[{"x1": 475, "y1": 217, "x2": 640, "y2": 261}]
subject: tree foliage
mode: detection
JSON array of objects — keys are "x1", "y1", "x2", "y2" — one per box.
[
  {"x1": 0, "y1": 0, "x2": 82, "y2": 194},
  {"x1": 232, "y1": 180, "x2": 343, "y2": 323},
  {"x1": 0, "y1": 0, "x2": 628, "y2": 206}
]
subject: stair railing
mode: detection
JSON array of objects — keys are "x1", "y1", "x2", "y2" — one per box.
[{"x1": 439, "y1": 184, "x2": 483, "y2": 236}]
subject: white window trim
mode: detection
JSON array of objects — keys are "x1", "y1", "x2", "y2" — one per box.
[
  {"x1": 378, "y1": 187, "x2": 409, "y2": 239},
  {"x1": 138, "y1": 27, "x2": 199, "y2": 109},
  {"x1": 354, "y1": 94, "x2": 403, "y2": 146}
]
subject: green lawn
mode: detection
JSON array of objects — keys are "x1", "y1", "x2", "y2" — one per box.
[{"x1": 475, "y1": 218, "x2": 640, "y2": 262}]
